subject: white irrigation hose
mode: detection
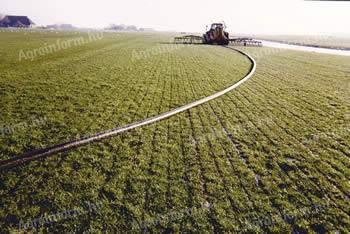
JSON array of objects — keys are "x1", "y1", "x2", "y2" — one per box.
[{"x1": 0, "y1": 47, "x2": 256, "y2": 170}]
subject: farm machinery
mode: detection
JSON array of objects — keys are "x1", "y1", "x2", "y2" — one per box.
[{"x1": 174, "y1": 22, "x2": 262, "y2": 46}]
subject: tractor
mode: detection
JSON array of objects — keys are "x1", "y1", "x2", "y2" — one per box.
[{"x1": 203, "y1": 23, "x2": 230, "y2": 45}]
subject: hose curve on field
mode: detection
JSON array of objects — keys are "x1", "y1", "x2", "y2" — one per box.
[{"x1": 0, "y1": 46, "x2": 256, "y2": 171}]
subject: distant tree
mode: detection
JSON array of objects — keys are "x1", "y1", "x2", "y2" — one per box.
[
  {"x1": 126, "y1": 25, "x2": 138, "y2": 31},
  {"x1": 106, "y1": 24, "x2": 138, "y2": 31},
  {"x1": 107, "y1": 24, "x2": 125, "y2": 30}
]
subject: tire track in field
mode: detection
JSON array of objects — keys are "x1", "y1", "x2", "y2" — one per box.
[
  {"x1": 185, "y1": 58, "x2": 258, "y2": 211},
  {"x1": 202, "y1": 71, "x2": 338, "y2": 222},
  {"x1": 252, "y1": 75, "x2": 350, "y2": 158},
  {"x1": 178, "y1": 116, "x2": 196, "y2": 228},
  {"x1": 231, "y1": 83, "x2": 350, "y2": 217},
  {"x1": 214, "y1": 92, "x2": 340, "y2": 228},
  {"x1": 165, "y1": 53, "x2": 175, "y2": 212},
  {"x1": 174, "y1": 53, "x2": 199, "y2": 230},
  {"x1": 188, "y1": 80, "x2": 240, "y2": 212},
  {"x1": 226, "y1": 90, "x2": 324, "y2": 198},
  {"x1": 243, "y1": 80, "x2": 350, "y2": 177},
  {"x1": 186, "y1": 59, "x2": 286, "y2": 230},
  {"x1": 202, "y1": 73, "x2": 298, "y2": 229},
  {"x1": 179, "y1": 52, "x2": 220, "y2": 229},
  {"x1": 245, "y1": 81, "x2": 350, "y2": 169},
  {"x1": 187, "y1": 109, "x2": 222, "y2": 231},
  {"x1": 0, "y1": 47, "x2": 256, "y2": 171}
]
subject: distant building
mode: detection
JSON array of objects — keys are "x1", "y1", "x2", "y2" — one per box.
[{"x1": 0, "y1": 15, "x2": 35, "y2": 28}]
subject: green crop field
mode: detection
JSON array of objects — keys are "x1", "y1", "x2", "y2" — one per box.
[{"x1": 0, "y1": 30, "x2": 349, "y2": 233}]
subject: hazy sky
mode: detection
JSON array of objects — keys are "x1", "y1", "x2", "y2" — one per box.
[{"x1": 1, "y1": 0, "x2": 349, "y2": 35}]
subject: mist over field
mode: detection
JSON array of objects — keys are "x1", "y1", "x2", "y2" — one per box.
[{"x1": 1, "y1": 0, "x2": 350, "y2": 34}]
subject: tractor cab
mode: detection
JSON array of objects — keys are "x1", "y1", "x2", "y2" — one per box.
[
  {"x1": 210, "y1": 23, "x2": 225, "y2": 31},
  {"x1": 203, "y1": 23, "x2": 230, "y2": 45}
]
